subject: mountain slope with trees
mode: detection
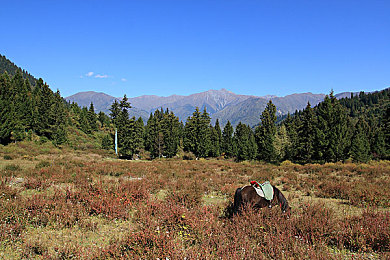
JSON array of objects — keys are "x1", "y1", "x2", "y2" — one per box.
[
  {"x1": 1, "y1": 54, "x2": 388, "y2": 163},
  {"x1": 0, "y1": 54, "x2": 37, "y2": 86}
]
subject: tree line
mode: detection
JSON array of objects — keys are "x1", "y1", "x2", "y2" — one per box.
[
  {"x1": 111, "y1": 89, "x2": 389, "y2": 163},
  {"x1": 0, "y1": 71, "x2": 109, "y2": 146},
  {"x1": 1, "y1": 70, "x2": 389, "y2": 163}
]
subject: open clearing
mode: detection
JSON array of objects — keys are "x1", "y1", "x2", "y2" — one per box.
[{"x1": 1, "y1": 146, "x2": 389, "y2": 259}]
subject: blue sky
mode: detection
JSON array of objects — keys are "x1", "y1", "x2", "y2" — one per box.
[{"x1": 1, "y1": 0, "x2": 389, "y2": 98}]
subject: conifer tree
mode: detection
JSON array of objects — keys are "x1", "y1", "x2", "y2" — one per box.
[
  {"x1": 160, "y1": 111, "x2": 181, "y2": 158},
  {"x1": 49, "y1": 90, "x2": 68, "y2": 145},
  {"x1": 183, "y1": 107, "x2": 212, "y2": 158},
  {"x1": 283, "y1": 113, "x2": 299, "y2": 161},
  {"x1": 145, "y1": 110, "x2": 163, "y2": 158},
  {"x1": 101, "y1": 134, "x2": 113, "y2": 150},
  {"x1": 383, "y1": 105, "x2": 390, "y2": 158},
  {"x1": 88, "y1": 102, "x2": 98, "y2": 131},
  {"x1": 297, "y1": 102, "x2": 315, "y2": 163},
  {"x1": 109, "y1": 100, "x2": 121, "y2": 127},
  {"x1": 350, "y1": 118, "x2": 371, "y2": 162},
  {"x1": 255, "y1": 100, "x2": 277, "y2": 162},
  {"x1": 0, "y1": 73, "x2": 14, "y2": 144},
  {"x1": 98, "y1": 111, "x2": 110, "y2": 128},
  {"x1": 199, "y1": 108, "x2": 212, "y2": 157},
  {"x1": 315, "y1": 92, "x2": 349, "y2": 162},
  {"x1": 35, "y1": 79, "x2": 55, "y2": 137},
  {"x1": 120, "y1": 117, "x2": 144, "y2": 158},
  {"x1": 274, "y1": 124, "x2": 291, "y2": 161},
  {"x1": 209, "y1": 119, "x2": 222, "y2": 157},
  {"x1": 234, "y1": 122, "x2": 257, "y2": 161},
  {"x1": 222, "y1": 120, "x2": 235, "y2": 158},
  {"x1": 80, "y1": 107, "x2": 91, "y2": 134}
]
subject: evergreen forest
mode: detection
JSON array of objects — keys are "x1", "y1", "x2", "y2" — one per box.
[{"x1": 0, "y1": 55, "x2": 389, "y2": 164}]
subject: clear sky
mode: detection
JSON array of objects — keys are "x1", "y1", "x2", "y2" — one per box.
[{"x1": 1, "y1": 0, "x2": 389, "y2": 98}]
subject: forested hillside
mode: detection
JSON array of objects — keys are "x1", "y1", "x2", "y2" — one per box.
[
  {"x1": 282, "y1": 89, "x2": 389, "y2": 163},
  {"x1": 1, "y1": 54, "x2": 388, "y2": 163},
  {"x1": 0, "y1": 71, "x2": 110, "y2": 147},
  {"x1": 0, "y1": 55, "x2": 37, "y2": 86}
]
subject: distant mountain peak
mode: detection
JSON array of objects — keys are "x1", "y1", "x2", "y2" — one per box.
[{"x1": 65, "y1": 89, "x2": 334, "y2": 127}]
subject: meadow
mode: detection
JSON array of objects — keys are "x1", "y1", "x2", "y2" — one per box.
[{"x1": 0, "y1": 141, "x2": 389, "y2": 259}]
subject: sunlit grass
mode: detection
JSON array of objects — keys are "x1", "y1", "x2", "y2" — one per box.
[{"x1": 0, "y1": 141, "x2": 389, "y2": 259}]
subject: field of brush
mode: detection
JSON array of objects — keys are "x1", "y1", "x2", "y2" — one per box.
[{"x1": 1, "y1": 141, "x2": 389, "y2": 259}]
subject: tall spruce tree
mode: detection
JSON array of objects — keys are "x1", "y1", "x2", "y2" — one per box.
[
  {"x1": 222, "y1": 120, "x2": 235, "y2": 158},
  {"x1": 209, "y1": 119, "x2": 222, "y2": 157},
  {"x1": 255, "y1": 100, "x2": 277, "y2": 162},
  {"x1": 88, "y1": 102, "x2": 98, "y2": 131},
  {"x1": 49, "y1": 90, "x2": 68, "y2": 145},
  {"x1": 161, "y1": 110, "x2": 181, "y2": 158},
  {"x1": 274, "y1": 124, "x2": 291, "y2": 162},
  {"x1": 145, "y1": 110, "x2": 164, "y2": 158},
  {"x1": 0, "y1": 73, "x2": 13, "y2": 144},
  {"x1": 109, "y1": 95, "x2": 140, "y2": 157},
  {"x1": 297, "y1": 102, "x2": 315, "y2": 163},
  {"x1": 183, "y1": 107, "x2": 212, "y2": 158},
  {"x1": 350, "y1": 118, "x2": 371, "y2": 162},
  {"x1": 315, "y1": 92, "x2": 349, "y2": 162},
  {"x1": 283, "y1": 113, "x2": 299, "y2": 161},
  {"x1": 234, "y1": 122, "x2": 257, "y2": 161},
  {"x1": 383, "y1": 105, "x2": 390, "y2": 158},
  {"x1": 80, "y1": 107, "x2": 91, "y2": 134}
]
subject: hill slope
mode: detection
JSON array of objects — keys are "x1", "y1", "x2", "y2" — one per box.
[{"x1": 0, "y1": 54, "x2": 37, "y2": 86}]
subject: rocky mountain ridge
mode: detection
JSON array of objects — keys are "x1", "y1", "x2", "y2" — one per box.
[{"x1": 66, "y1": 89, "x2": 336, "y2": 126}]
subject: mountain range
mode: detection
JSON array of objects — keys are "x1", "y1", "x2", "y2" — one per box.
[
  {"x1": 0, "y1": 53, "x2": 378, "y2": 127},
  {"x1": 66, "y1": 89, "x2": 340, "y2": 126}
]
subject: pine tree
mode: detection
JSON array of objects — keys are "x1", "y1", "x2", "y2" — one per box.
[
  {"x1": 209, "y1": 119, "x2": 222, "y2": 157},
  {"x1": 102, "y1": 134, "x2": 113, "y2": 150},
  {"x1": 88, "y1": 102, "x2": 98, "y2": 131},
  {"x1": 79, "y1": 107, "x2": 91, "y2": 134},
  {"x1": 297, "y1": 102, "x2": 315, "y2": 163},
  {"x1": 161, "y1": 111, "x2": 181, "y2": 158},
  {"x1": 283, "y1": 113, "x2": 299, "y2": 161},
  {"x1": 145, "y1": 110, "x2": 163, "y2": 158},
  {"x1": 199, "y1": 108, "x2": 212, "y2": 157},
  {"x1": 49, "y1": 90, "x2": 68, "y2": 145},
  {"x1": 350, "y1": 118, "x2": 371, "y2": 162},
  {"x1": 255, "y1": 100, "x2": 277, "y2": 162},
  {"x1": 0, "y1": 73, "x2": 14, "y2": 144},
  {"x1": 121, "y1": 117, "x2": 144, "y2": 158},
  {"x1": 222, "y1": 120, "x2": 235, "y2": 158},
  {"x1": 109, "y1": 100, "x2": 121, "y2": 127},
  {"x1": 98, "y1": 111, "x2": 110, "y2": 128},
  {"x1": 210, "y1": 119, "x2": 222, "y2": 157},
  {"x1": 383, "y1": 105, "x2": 390, "y2": 158},
  {"x1": 234, "y1": 122, "x2": 257, "y2": 161},
  {"x1": 315, "y1": 92, "x2": 349, "y2": 162},
  {"x1": 183, "y1": 107, "x2": 212, "y2": 158},
  {"x1": 274, "y1": 124, "x2": 291, "y2": 161}
]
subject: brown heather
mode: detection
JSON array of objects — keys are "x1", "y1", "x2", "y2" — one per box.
[{"x1": 0, "y1": 144, "x2": 389, "y2": 259}]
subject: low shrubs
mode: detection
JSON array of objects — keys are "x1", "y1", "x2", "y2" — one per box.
[{"x1": 0, "y1": 153, "x2": 389, "y2": 258}]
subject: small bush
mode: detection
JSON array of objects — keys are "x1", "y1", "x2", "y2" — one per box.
[
  {"x1": 3, "y1": 155, "x2": 13, "y2": 160},
  {"x1": 35, "y1": 161, "x2": 51, "y2": 169},
  {"x1": 4, "y1": 164, "x2": 21, "y2": 172}
]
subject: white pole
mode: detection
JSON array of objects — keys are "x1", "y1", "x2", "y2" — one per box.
[{"x1": 115, "y1": 128, "x2": 118, "y2": 156}]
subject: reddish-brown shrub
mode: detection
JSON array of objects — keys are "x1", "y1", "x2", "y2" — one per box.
[{"x1": 338, "y1": 209, "x2": 390, "y2": 252}]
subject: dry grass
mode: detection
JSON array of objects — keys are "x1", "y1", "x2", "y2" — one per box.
[{"x1": 0, "y1": 142, "x2": 389, "y2": 259}]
